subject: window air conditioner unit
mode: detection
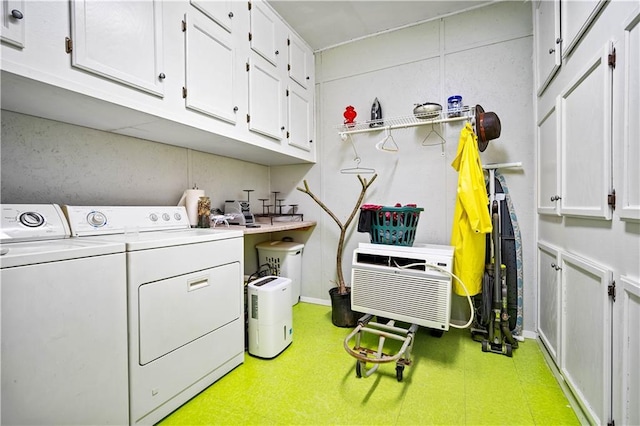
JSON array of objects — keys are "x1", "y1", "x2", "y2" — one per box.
[{"x1": 351, "y1": 243, "x2": 454, "y2": 331}]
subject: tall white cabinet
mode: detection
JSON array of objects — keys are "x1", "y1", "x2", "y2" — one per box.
[{"x1": 534, "y1": 1, "x2": 640, "y2": 425}]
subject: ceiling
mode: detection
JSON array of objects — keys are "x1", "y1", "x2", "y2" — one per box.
[{"x1": 267, "y1": 1, "x2": 492, "y2": 51}]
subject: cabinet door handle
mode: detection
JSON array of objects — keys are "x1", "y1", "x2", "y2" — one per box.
[
  {"x1": 233, "y1": 106, "x2": 238, "y2": 112},
  {"x1": 549, "y1": 48, "x2": 555, "y2": 54},
  {"x1": 228, "y1": 11, "x2": 234, "y2": 18},
  {"x1": 275, "y1": 50, "x2": 279, "y2": 55},
  {"x1": 158, "y1": 73, "x2": 166, "y2": 80},
  {"x1": 556, "y1": 37, "x2": 562, "y2": 44},
  {"x1": 10, "y1": 9, "x2": 23, "y2": 19},
  {"x1": 281, "y1": 126, "x2": 285, "y2": 131},
  {"x1": 550, "y1": 195, "x2": 561, "y2": 201}
]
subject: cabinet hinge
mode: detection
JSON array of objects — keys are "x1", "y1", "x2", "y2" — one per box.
[
  {"x1": 608, "y1": 281, "x2": 616, "y2": 302},
  {"x1": 248, "y1": 32, "x2": 252, "y2": 42},
  {"x1": 608, "y1": 420, "x2": 615, "y2": 426},
  {"x1": 248, "y1": 1, "x2": 251, "y2": 11},
  {"x1": 286, "y1": 131, "x2": 290, "y2": 138},
  {"x1": 608, "y1": 190, "x2": 616, "y2": 210},
  {"x1": 246, "y1": 114, "x2": 250, "y2": 123},
  {"x1": 65, "y1": 37, "x2": 73, "y2": 53},
  {"x1": 288, "y1": 64, "x2": 291, "y2": 71},
  {"x1": 608, "y1": 48, "x2": 616, "y2": 68},
  {"x1": 182, "y1": 87, "x2": 187, "y2": 98},
  {"x1": 286, "y1": 89, "x2": 289, "y2": 96},
  {"x1": 287, "y1": 38, "x2": 290, "y2": 46},
  {"x1": 246, "y1": 62, "x2": 250, "y2": 72},
  {"x1": 182, "y1": 20, "x2": 187, "y2": 32}
]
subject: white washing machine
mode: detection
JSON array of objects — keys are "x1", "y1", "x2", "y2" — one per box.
[
  {"x1": 0, "y1": 204, "x2": 129, "y2": 425},
  {"x1": 63, "y1": 205, "x2": 245, "y2": 425}
]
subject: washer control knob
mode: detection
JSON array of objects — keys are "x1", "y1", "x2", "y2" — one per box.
[
  {"x1": 162, "y1": 213, "x2": 170, "y2": 221},
  {"x1": 150, "y1": 213, "x2": 158, "y2": 222},
  {"x1": 19, "y1": 211, "x2": 45, "y2": 228},
  {"x1": 87, "y1": 211, "x2": 107, "y2": 227},
  {"x1": 174, "y1": 212, "x2": 182, "y2": 221}
]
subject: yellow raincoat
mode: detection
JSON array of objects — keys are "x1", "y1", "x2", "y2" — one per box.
[{"x1": 450, "y1": 123, "x2": 492, "y2": 296}]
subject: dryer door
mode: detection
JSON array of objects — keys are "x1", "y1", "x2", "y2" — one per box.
[{"x1": 138, "y1": 261, "x2": 241, "y2": 365}]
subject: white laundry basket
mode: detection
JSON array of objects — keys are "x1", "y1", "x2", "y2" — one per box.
[{"x1": 256, "y1": 240, "x2": 304, "y2": 305}]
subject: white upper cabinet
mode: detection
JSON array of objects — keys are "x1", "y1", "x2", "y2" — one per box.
[
  {"x1": 1, "y1": 0, "x2": 25, "y2": 48},
  {"x1": 537, "y1": 99, "x2": 561, "y2": 216},
  {"x1": 70, "y1": 0, "x2": 165, "y2": 97},
  {"x1": 561, "y1": 0, "x2": 609, "y2": 59},
  {"x1": 534, "y1": 0, "x2": 561, "y2": 95},
  {"x1": 183, "y1": 11, "x2": 238, "y2": 124},
  {"x1": 287, "y1": 84, "x2": 312, "y2": 151},
  {"x1": 559, "y1": 43, "x2": 613, "y2": 220},
  {"x1": 189, "y1": 0, "x2": 234, "y2": 33},
  {"x1": 288, "y1": 34, "x2": 311, "y2": 89},
  {"x1": 247, "y1": 55, "x2": 283, "y2": 140},
  {"x1": 249, "y1": 0, "x2": 280, "y2": 66},
  {"x1": 619, "y1": 7, "x2": 640, "y2": 221}
]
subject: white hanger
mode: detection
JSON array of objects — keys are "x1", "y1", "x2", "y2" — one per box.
[
  {"x1": 375, "y1": 127, "x2": 399, "y2": 152},
  {"x1": 341, "y1": 133, "x2": 376, "y2": 174},
  {"x1": 421, "y1": 121, "x2": 446, "y2": 147}
]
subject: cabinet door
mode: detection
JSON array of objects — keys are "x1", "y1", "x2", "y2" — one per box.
[
  {"x1": 560, "y1": 44, "x2": 613, "y2": 220},
  {"x1": 537, "y1": 99, "x2": 561, "y2": 215},
  {"x1": 561, "y1": 0, "x2": 608, "y2": 59},
  {"x1": 247, "y1": 56, "x2": 283, "y2": 140},
  {"x1": 620, "y1": 275, "x2": 640, "y2": 426},
  {"x1": 287, "y1": 84, "x2": 312, "y2": 151},
  {"x1": 1, "y1": 0, "x2": 25, "y2": 48},
  {"x1": 534, "y1": 0, "x2": 561, "y2": 95},
  {"x1": 190, "y1": 0, "x2": 234, "y2": 33},
  {"x1": 619, "y1": 8, "x2": 640, "y2": 221},
  {"x1": 184, "y1": 12, "x2": 237, "y2": 124},
  {"x1": 537, "y1": 242, "x2": 561, "y2": 365},
  {"x1": 249, "y1": 0, "x2": 279, "y2": 66},
  {"x1": 288, "y1": 34, "x2": 311, "y2": 89},
  {"x1": 70, "y1": 0, "x2": 164, "y2": 97},
  {"x1": 560, "y1": 251, "x2": 612, "y2": 426}
]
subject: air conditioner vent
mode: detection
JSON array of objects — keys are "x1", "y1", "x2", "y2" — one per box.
[{"x1": 351, "y1": 243, "x2": 454, "y2": 330}]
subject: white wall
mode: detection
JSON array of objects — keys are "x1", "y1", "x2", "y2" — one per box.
[
  {"x1": 273, "y1": 1, "x2": 537, "y2": 332},
  {"x1": 0, "y1": 110, "x2": 271, "y2": 217}
]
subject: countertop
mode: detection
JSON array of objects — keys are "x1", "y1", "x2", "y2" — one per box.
[{"x1": 222, "y1": 220, "x2": 316, "y2": 235}]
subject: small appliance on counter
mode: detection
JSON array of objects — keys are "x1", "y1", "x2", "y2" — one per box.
[
  {"x1": 247, "y1": 276, "x2": 293, "y2": 358},
  {"x1": 224, "y1": 200, "x2": 256, "y2": 226}
]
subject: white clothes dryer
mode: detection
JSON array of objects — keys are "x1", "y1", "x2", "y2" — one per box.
[
  {"x1": 63, "y1": 205, "x2": 245, "y2": 425},
  {"x1": 0, "y1": 204, "x2": 128, "y2": 425}
]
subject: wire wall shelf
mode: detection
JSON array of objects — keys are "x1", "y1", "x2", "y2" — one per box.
[{"x1": 337, "y1": 105, "x2": 475, "y2": 139}]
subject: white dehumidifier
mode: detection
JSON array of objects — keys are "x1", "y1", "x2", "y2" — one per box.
[{"x1": 247, "y1": 276, "x2": 293, "y2": 358}]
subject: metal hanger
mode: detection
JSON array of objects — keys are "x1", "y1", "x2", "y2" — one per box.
[
  {"x1": 375, "y1": 127, "x2": 399, "y2": 152},
  {"x1": 340, "y1": 156, "x2": 376, "y2": 174},
  {"x1": 421, "y1": 121, "x2": 446, "y2": 147},
  {"x1": 341, "y1": 134, "x2": 376, "y2": 174}
]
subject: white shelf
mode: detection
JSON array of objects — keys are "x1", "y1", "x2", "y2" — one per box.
[{"x1": 337, "y1": 105, "x2": 476, "y2": 137}]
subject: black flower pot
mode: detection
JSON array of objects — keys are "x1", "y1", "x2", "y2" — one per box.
[{"x1": 329, "y1": 287, "x2": 360, "y2": 328}]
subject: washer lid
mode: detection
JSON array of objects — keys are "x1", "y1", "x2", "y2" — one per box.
[{"x1": 0, "y1": 239, "x2": 125, "y2": 268}]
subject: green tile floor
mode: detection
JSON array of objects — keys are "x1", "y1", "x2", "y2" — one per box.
[{"x1": 160, "y1": 303, "x2": 580, "y2": 425}]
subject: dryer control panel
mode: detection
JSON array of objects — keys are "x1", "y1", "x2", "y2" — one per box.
[{"x1": 63, "y1": 205, "x2": 191, "y2": 236}]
